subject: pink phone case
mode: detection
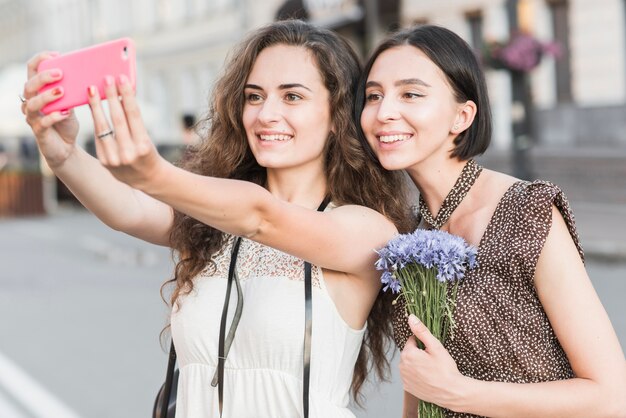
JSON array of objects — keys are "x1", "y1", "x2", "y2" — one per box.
[{"x1": 38, "y1": 38, "x2": 136, "y2": 114}]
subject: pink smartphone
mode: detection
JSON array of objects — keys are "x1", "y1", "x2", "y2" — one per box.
[{"x1": 37, "y1": 38, "x2": 136, "y2": 114}]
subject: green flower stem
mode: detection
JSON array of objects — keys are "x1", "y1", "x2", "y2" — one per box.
[
  {"x1": 395, "y1": 264, "x2": 456, "y2": 418},
  {"x1": 419, "y1": 399, "x2": 445, "y2": 418}
]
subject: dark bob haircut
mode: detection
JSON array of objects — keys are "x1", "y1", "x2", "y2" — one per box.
[{"x1": 355, "y1": 25, "x2": 492, "y2": 160}]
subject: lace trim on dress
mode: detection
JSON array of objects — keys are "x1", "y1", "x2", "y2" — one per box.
[{"x1": 199, "y1": 235, "x2": 322, "y2": 288}]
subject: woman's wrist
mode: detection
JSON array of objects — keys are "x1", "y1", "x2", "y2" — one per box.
[
  {"x1": 135, "y1": 154, "x2": 174, "y2": 196},
  {"x1": 42, "y1": 145, "x2": 78, "y2": 174},
  {"x1": 50, "y1": 144, "x2": 81, "y2": 173},
  {"x1": 443, "y1": 373, "x2": 474, "y2": 413}
]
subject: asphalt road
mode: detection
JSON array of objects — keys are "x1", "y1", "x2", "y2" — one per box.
[{"x1": 0, "y1": 210, "x2": 624, "y2": 418}]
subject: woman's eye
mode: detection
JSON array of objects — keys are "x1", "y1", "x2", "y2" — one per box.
[
  {"x1": 365, "y1": 93, "x2": 382, "y2": 102},
  {"x1": 246, "y1": 93, "x2": 262, "y2": 102},
  {"x1": 403, "y1": 92, "x2": 423, "y2": 99},
  {"x1": 285, "y1": 93, "x2": 302, "y2": 102}
]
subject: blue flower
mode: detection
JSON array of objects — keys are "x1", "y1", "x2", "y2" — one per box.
[
  {"x1": 380, "y1": 271, "x2": 401, "y2": 293},
  {"x1": 376, "y1": 229, "x2": 478, "y2": 290},
  {"x1": 376, "y1": 228, "x2": 478, "y2": 418}
]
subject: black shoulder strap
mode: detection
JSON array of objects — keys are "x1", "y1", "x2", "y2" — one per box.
[
  {"x1": 303, "y1": 197, "x2": 330, "y2": 418},
  {"x1": 159, "y1": 340, "x2": 177, "y2": 417},
  {"x1": 160, "y1": 237, "x2": 243, "y2": 418},
  {"x1": 216, "y1": 236, "x2": 243, "y2": 417}
]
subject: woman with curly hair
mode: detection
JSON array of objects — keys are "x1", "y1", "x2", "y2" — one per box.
[{"x1": 22, "y1": 20, "x2": 413, "y2": 417}]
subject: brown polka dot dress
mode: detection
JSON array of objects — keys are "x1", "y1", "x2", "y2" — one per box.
[{"x1": 393, "y1": 180, "x2": 584, "y2": 418}]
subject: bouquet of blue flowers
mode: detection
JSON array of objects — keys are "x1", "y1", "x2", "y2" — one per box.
[{"x1": 375, "y1": 229, "x2": 478, "y2": 418}]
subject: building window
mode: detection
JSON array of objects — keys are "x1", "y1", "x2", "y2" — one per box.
[
  {"x1": 465, "y1": 10, "x2": 484, "y2": 53},
  {"x1": 548, "y1": 0, "x2": 572, "y2": 103}
]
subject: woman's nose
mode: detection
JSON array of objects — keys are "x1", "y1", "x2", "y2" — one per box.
[
  {"x1": 257, "y1": 97, "x2": 281, "y2": 124},
  {"x1": 376, "y1": 96, "x2": 401, "y2": 123}
]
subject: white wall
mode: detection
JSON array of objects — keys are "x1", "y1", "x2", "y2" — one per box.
[{"x1": 570, "y1": 0, "x2": 626, "y2": 105}]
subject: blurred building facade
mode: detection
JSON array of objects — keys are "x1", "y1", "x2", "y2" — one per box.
[
  {"x1": 0, "y1": 0, "x2": 393, "y2": 145},
  {"x1": 0, "y1": 0, "x2": 283, "y2": 143},
  {"x1": 1, "y1": 0, "x2": 623, "y2": 149},
  {"x1": 400, "y1": 0, "x2": 626, "y2": 150}
]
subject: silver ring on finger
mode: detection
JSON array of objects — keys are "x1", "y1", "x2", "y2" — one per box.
[
  {"x1": 18, "y1": 94, "x2": 26, "y2": 104},
  {"x1": 96, "y1": 129, "x2": 114, "y2": 139}
]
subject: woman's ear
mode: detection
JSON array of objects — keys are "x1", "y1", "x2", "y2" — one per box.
[{"x1": 451, "y1": 100, "x2": 477, "y2": 134}]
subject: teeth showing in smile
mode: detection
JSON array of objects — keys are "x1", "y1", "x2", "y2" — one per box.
[
  {"x1": 379, "y1": 134, "x2": 412, "y2": 143},
  {"x1": 259, "y1": 134, "x2": 292, "y2": 141}
]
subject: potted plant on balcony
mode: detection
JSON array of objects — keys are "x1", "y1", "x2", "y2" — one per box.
[{"x1": 483, "y1": 31, "x2": 561, "y2": 73}]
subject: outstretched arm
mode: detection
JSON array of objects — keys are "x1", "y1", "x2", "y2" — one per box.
[
  {"x1": 23, "y1": 53, "x2": 172, "y2": 246},
  {"x1": 51, "y1": 147, "x2": 173, "y2": 245},
  {"x1": 399, "y1": 207, "x2": 626, "y2": 417},
  {"x1": 88, "y1": 75, "x2": 398, "y2": 276}
]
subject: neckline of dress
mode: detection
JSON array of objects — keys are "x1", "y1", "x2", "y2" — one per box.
[{"x1": 475, "y1": 180, "x2": 526, "y2": 255}]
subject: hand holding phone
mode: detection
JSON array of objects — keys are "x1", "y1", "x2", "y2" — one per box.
[{"x1": 37, "y1": 38, "x2": 136, "y2": 114}]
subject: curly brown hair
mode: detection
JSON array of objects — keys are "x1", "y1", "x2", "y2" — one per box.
[{"x1": 166, "y1": 20, "x2": 414, "y2": 402}]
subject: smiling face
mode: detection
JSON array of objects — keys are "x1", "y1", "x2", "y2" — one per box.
[
  {"x1": 360, "y1": 45, "x2": 470, "y2": 171},
  {"x1": 242, "y1": 44, "x2": 332, "y2": 171}
]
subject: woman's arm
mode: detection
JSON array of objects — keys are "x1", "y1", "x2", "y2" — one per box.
[
  {"x1": 146, "y1": 167, "x2": 395, "y2": 275},
  {"x1": 400, "y1": 206, "x2": 626, "y2": 417},
  {"x1": 88, "y1": 74, "x2": 398, "y2": 276},
  {"x1": 23, "y1": 53, "x2": 173, "y2": 246},
  {"x1": 463, "y1": 205, "x2": 625, "y2": 417},
  {"x1": 53, "y1": 147, "x2": 173, "y2": 246},
  {"x1": 402, "y1": 391, "x2": 419, "y2": 418}
]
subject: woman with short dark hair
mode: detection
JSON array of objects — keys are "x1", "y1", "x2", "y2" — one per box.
[{"x1": 356, "y1": 25, "x2": 626, "y2": 418}]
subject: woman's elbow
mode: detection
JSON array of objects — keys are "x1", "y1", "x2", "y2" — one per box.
[
  {"x1": 601, "y1": 374, "x2": 626, "y2": 418},
  {"x1": 609, "y1": 388, "x2": 626, "y2": 417},
  {"x1": 604, "y1": 398, "x2": 626, "y2": 418}
]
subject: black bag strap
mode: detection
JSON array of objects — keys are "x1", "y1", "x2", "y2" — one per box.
[
  {"x1": 159, "y1": 236, "x2": 243, "y2": 418},
  {"x1": 159, "y1": 340, "x2": 177, "y2": 417},
  {"x1": 303, "y1": 197, "x2": 330, "y2": 418},
  {"x1": 215, "y1": 236, "x2": 243, "y2": 417},
  {"x1": 210, "y1": 255, "x2": 243, "y2": 387}
]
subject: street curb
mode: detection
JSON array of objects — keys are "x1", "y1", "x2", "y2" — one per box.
[{"x1": 584, "y1": 241, "x2": 626, "y2": 263}]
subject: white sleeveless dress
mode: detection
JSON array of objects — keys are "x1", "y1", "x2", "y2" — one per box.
[{"x1": 170, "y1": 234, "x2": 366, "y2": 418}]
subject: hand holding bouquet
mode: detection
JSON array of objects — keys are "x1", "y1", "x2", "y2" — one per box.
[{"x1": 376, "y1": 229, "x2": 478, "y2": 417}]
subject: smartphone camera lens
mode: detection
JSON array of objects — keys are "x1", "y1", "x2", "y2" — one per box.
[{"x1": 122, "y1": 46, "x2": 128, "y2": 60}]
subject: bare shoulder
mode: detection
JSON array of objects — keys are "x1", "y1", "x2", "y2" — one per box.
[
  {"x1": 452, "y1": 169, "x2": 519, "y2": 246},
  {"x1": 477, "y1": 169, "x2": 519, "y2": 198},
  {"x1": 327, "y1": 204, "x2": 398, "y2": 235},
  {"x1": 464, "y1": 169, "x2": 520, "y2": 214}
]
